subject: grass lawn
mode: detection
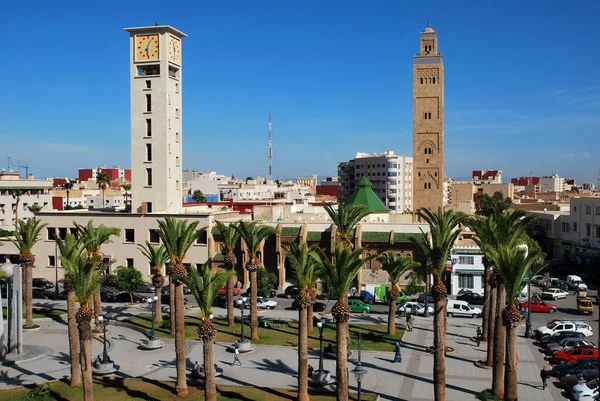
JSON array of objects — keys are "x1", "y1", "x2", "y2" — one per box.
[
  {"x1": 0, "y1": 378, "x2": 378, "y2": 401},
  {"x1": 1, "y1": 307, "x2": 66, "y2": 320},
  {"x1": 125, "y1": 313, "x2": 403, "y2": 352}
]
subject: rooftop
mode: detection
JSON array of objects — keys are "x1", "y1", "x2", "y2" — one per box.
[{"x1": 345, "y1": 177, "x2": 388, "y2": 213}]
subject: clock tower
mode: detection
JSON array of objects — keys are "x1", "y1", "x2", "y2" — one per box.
[
  {"x1": 124, "y1": 25, "x2": 186, "y2": 214},
  {"x1": 412, "y1": 24, "x2": 444, "y2": 215}
]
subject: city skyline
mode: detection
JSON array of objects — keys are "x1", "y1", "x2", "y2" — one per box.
[{"x1": 1, "y1": 1, "x2": 599, "y2": 183}]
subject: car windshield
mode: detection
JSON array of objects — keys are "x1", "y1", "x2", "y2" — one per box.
[
  {"x1": 586, "y1": 379, "x2": 598, "y2": 389},
  {"x1": 547, "y1": 322, "x2": 558, "y2": 329}
]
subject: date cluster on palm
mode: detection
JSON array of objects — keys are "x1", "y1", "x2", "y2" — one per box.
[
  {"x1": 197, "y1": 319, "x2": 217, "y2": 342},
  {"x1": 76, "y1": 308, "x2": 93, "y2": 338},
  {"x1": 152, "y1": 273, "x2": 165, "y2": 288},
  {"x1": 331, "y1": 301, "x2": 350, "y2": 323},
  {"x1": 502, "y1": 304, "x2": 522, "y2": 327},
  {"x1": 224, "y1": 251, "x2": 237, "y2": 267},
  {"x1": 246, "y1": 256, "x2": 261, "y2": 271}
]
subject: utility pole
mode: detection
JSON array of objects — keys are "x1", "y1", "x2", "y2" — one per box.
[{"x1": 268, "y1": 113, "x2": 273, "y2": 180}]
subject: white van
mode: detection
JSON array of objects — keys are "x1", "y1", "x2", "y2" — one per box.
[
  {"x1": 446, "y1": 300, "x2": 482, "y2": 318},
  {"x1": 566, "y1": 275, "x2": 587, "y2": 290}
]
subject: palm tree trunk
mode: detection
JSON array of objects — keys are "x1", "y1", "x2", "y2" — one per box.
[
  {"x1": 154, "y1": 287, "x2": 162, "y2": 325},
  {"x1": 250, "y1": 270, "x2": 259, "y2": 341},
  {"x1": 503, "y1": 323, "x2": 518, "y2": 401},
  {"x1": 67, "y1": 290, "x2": 82, "y2": 387},
  {"x1": 481, "y1": 267, "x2": 491, "y2": 341},
  {"x1": 336, "y1": 320, "x2": 349, "y2": 401},
  {"x1": 169, "y1": 279, "x2": 175, "y2": 336},
  {"x1": 227, "y1": 275, "x2": 235, "y2": 327},
  {"x1": 486, "y1": 286, "x2": 496, "y2": 366},
  {"x1": 492, "y1": 283, "x2": 506, "y2": 397},
  {"x1": 174, "y1": 283, "x2": 188, "y2": 396},
  {"x1": 93, "y1": 289, "x2": 102, "y2": 332},
  {"x1": 204, "y1": 340, "x2": 217, "y2": 401},
  {"x1": 24, "y1": 263, "x2": 34, "y2": 327},
  {"x1": 433, "y1": 296, "x2": 446, "y2": 401},
  {"x1": 298, "y1": 307, "x2": 309, "y2": 401},
  {"x1": 78, "y1": 310, "x2": 94, "y2": 401},
  {"x1": 387, "y1": 299, "x2": 397, "y2": 335},
  {"x1": 307, "y1": 304, "x2": 314, "y2": 333}
]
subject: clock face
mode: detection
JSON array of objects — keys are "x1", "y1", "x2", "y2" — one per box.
[
  {"x1": 169, "y1": 36, "x2": 181, "y2": 64},
  {"x1": 135, "y1": 34, "x2": 160, "y2": 61}
]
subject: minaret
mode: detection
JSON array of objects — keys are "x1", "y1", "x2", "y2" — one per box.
[
  {"x1": 124, "y1": 25, "x2": 186, "y2": 213},
  {"x1": 412, "y1": 23, "x2": 444, "y2": 214}
]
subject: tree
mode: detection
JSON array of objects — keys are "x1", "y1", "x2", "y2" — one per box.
[
  {"x1": 62, "y1": 252, "x2": 102, "y2": 401},
  {"x1": 184, "y1": 264, "x2": 233, "y2": 401},
  {"x1": 138, "y1": 241, "x2": 169, "y2": 325},
  {"x1": 156, "y1": 217, "x2": 205, "y2": 397},
  {"x1": 11, "y1": 218, "x2": 48, "y2": 328},
  {"x1": 121, "y1": 184, "x2": 131, "y2": 210},
  {"x1": 56, "y1": 233, "x2": 85, "y2": 387},
  {"x1": 12, "y1": 190, "x2": 24, "y2": 230},
  {"x1": 323, "y1": 203, "x2": 371, "y2": 248},
  {"x1": 286, "y1": 242, "x2": 319, "y2": 401},
  {"x1": 213, "y1": 221, "x2": 241, "y2": 327},
  {"x1": 377, "y1": 254, "x2": 420, "y2": 335},
  {"x1": 27, "y1": 204, "x2": 43, "y2": 216},
  {"x1": 256, "y1": 267, "x2": 277, "y2": 297},
  {"x1": 115, "y1": 266, "x2": 144, "y2": 304},
  {"x1": 234, "y1": 221, "x2": 277, "y2": 341},
  {"x1": 312, "y1": 243, "x2": 369, "y2": 401},
  {"x1": 74, "y1": 220, "x2": 120, "y2": 332},
  {"x1": 411, "y1": 208, "x2": 467, "y2": 401},
  {"x1": 403, "y1": 272, "x2": 425, "y2": 297},
  {"x1": 245, "y1": 176, "x2": 253, "y2": 183},
  {"x1": 475, "y1": 191, "x2": 512, "y2": 217},
  {"x1": 96, "y1": 172, "x2": 111, "y2": 207},
  {"x1": 192, "y1": 190, "x2": 207, "y2": 203}
]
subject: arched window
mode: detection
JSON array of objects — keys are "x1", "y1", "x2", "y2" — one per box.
[
  {"x1": 433, "y1": 77, "x2": 436, "y2": 84},
  {"x1": 365, "y1": 253, "x2": 372, "y2": 269},
  {"x1": 423, "y1": 183, "x2": 427, "y2": 189},
  {"x1": 420, "y1": 78, "x2": 423, "y2": 84}
]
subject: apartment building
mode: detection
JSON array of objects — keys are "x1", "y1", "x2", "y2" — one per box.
[{"x1": 0, "y1": 171, "x2": 53, "y2": 230}]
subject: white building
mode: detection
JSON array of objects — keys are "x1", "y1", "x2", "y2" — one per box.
[
  {"x1": 0, "y1": 171, "x2": 53, "y2": 230},
  {"x1": 449, "y1": 228, "x2": 485, "y2": 295},
  {"x1": 337, "y1": 151, "x2": 413, "y2": 213},
  {"x1": 125, "y1": 25, "x2": 186, "y2": 214},
  {"x1": 87, "y1": 194, "x2": 126, "y2": 210},
  {"x1": 539, "y1": 174, "x2": 564, "y2": 193}
]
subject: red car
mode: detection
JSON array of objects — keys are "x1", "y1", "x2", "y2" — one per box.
[
  {"x1": 520, "y1": 299, "x2": 557, "y2": 314},
  {"x1": 218, "y1": 286, "x2": 240, "y2": 296},
  {"x1": 553, "y1": 346, "x2": 598, "y2": 364}
]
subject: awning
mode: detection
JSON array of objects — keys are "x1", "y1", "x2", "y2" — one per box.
[{"x1": 454, "y1": 269, "x2": 484, "y2": 275}]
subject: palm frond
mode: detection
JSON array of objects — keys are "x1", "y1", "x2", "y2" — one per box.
[
  {"x1": 62, "y1": 253, "x2": 101, "y2": 305},
  {"x1": 137, "y1": 241, "x2": 169, "y2": 271},
  {"x1": 322, "y1": 203, "x2": 370, "y2": 240},
  {"x1": 214, "y1": 221, "x2": 241, "y2": 252},
  {"x1": 234, "y1": 221, "x2": 277, "y2": 254},
  {"x1": 11, "y1": 218, "x2": 48, "y2": 254},
  {"x1": 156, "y1": 217, "x2": 206, "y2": 262},
  {"x1": 377, "y1": 254, "x2": 421, "y2": 285},
  {"x1": 184, "y1": 264, "x2": 234, "y2": 316},
  {"x1": 73, "y1": 220, "x2": 120, "y2": 254},
  {"x1": 56, "y1": 233, "x2": 85, "y2": 267},
  {"x1": 493, "y1": 244, "x2": 543, "y2": 302},
  {"x1": 285, "y1": 242, "x2": 318, "y2": 291}
]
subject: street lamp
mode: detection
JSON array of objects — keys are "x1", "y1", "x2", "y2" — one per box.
[
  {"x1": 237, "y1": 297, "x2": 247, "y2": 343},
  {"x1": 351, "y1": 332, "x2": 368, "y2": 401},
  {"x1": 147, "y1": 296, "x2": 159, "y2": 340},
  {"x1": 316, "y1": 318, "x2": 326, "y2": 372},
  {"x1": 97, "y1": 315, "x2": 111, "y2": 363}
]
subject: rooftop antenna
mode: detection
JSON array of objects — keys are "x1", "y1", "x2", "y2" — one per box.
[
  {"x1": 6, "y1": 156, "x2": 12, "y2": 170},
  {"x1": 268, "y1": 113, "x2": 273, "y2": 180},
  {"x1": 427, "y1": 20, "x2": 431, "y2": 28},
  {"x1": 18, "y1": 160, "x2": 30, "y2": 179}
]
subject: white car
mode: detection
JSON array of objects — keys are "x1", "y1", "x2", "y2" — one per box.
[
  {"x1": 397, "y1": 301, "x2": 433, "y2": 316},
  {"x1": 256, "y1": 297, "x2": 278, "y2": 310},
  {"x1": 541, "y1": 288, "x2": 569, "y2": 300},
  {"x1": 571, "y1": 378, "x2": 598, "y2": 400},
  {"x1": 535, "y1": 321, "x2": 594, "y2": 339}
]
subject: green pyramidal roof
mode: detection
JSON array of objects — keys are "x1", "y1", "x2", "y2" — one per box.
[{"x1": 345, "y1": 177, "x2": 388, "y2": 212}]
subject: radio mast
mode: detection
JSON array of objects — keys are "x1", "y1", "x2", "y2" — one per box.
[{"x1": 268, "y1": 113, "x2": 273, "y2": 179}]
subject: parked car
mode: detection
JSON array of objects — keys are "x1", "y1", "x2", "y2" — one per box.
[
  {"x1": 540, "y1": 331, "x2": 586, "y2": 348},
  {"x1": 456, "y1": 292, "x2": 485, "y2": 305},
  {"x1": 49, "y1": 290, "x2": 68, "y2": 300},
  {"x1": 32, "y1": 278, "x2": 54, "y2": 289},
  {"x1": 541, "y1": 288, "x2": 569, "y2": 300},
  {"x1": 218, "y1": 286, "x2": 241, "y2": 296},
  {"x1": 101, "y1": 276, "x2": 118, "y2": 288},
  {"x1": 244, "y1": 287, "x2": 277, "y2": 298},
  {"x1": 571, "y1": 378, "x2": 598, "y2": 400},
  {"x1": 551, "y1": 359, "x2": 600, "y2": 378},
  {"x1": 446, "y1": 300, "x2": 482, "y2": 318},
  {"x1": 100, "y1": 287, "x2": 120, "y2": 302},
  {"x1": 291, "y1": 299, "x2": 327, "y2": 312},
  {"x1": 348, "y1": 299, "x2": 371, "y2": 313},
  {"x1": 560, "y1": 370, "x2": 599, "y2": 391},
  {"x1": 544, "y1": 339, "x2": 594, "y2": 355},
  {"x1": 397, "y1": 301, "x2": 433, "y2": 316},
  {"x1": 550, "y1": 278, "x2": 569, "y2": 291},
  {"x1": 519, "y1": 299, "x2": 557, "y2": 313},
  {"x1": 530, "y1": 275, "x2": 546, "y2": 286},
  {"x1": 214, "y1": 294, "x2": 227, "y2": 308},
  {"x1": 161, "y1": 294, "x2": 188, "y2": 306},
  {"x1": 136, "y1": 283, "x2": 156, "y2": 293},
  {"x1": 161, "y1": 285, "x2": 192, "y2": 295},
  {"x1": 544, "y1": 335, "x2": 590, "y2": 352},
  {"x1": 553, "y1": 346, "x2": 598, "y2": 365},
  {"x1": 567, "y1": 275, "x2": 588, "y2": 291},
  {"x1": 284, "y1": 286, "x2": 300, "y2": 299},
  {"x1": 577, "y1": 297, "x2": 594, "y2": 315},
  {"x1": 113, "y1": 292, "x2": 147, "y2": 303},
  {"x1": 32, "y1": 287, "x2": 54, "y2": 299},
  {"x1": 535, "y1": 321, "x2": 594, "y2": 339},
  {"x1": 256, "y1": 297, "x2": 278, "y2": 310}
]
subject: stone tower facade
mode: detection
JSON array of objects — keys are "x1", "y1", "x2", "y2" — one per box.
[
  {"x1": 412, "y1": 24, "x2": 444, "y2": 214},
  {"x1": 124, "y1": 25, "x2": 186, "y2": 214}
]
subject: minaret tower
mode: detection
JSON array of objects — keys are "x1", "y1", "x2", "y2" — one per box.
[
  {"x1": 412, "y1": 23, "x2": 444, "y2": 214},
  {"x1": 124, "y1": 25, "x2": 186, "y2": 213}
]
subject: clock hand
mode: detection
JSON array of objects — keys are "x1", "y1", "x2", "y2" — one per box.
[{"x1": 145, "y1": 39, "x2": 153, "y2": 54}]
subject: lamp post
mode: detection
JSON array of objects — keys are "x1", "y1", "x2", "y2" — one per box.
[
  {"x1": 316, "y1": 318, "x2": 326, "y2": 372},
  {"x1": 98, "y1": 315, "x2": 110, "y2": 363},
  {"x1": 351, "y1": 332, "x2": 367, "y2": 401},
  {"x1": 147, "y1": 296, "x2": 158, "y2": 340},
  {"x1": 237, "y1": 297, "x2": 247, "y2": 343}
]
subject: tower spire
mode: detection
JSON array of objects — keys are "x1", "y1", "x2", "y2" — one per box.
[{"x1": 427, "y1": 20, "x2": 430, "y2": 28}]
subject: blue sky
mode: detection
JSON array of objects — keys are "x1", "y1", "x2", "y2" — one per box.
[{"x1": 1, "y1": 1, "x2": 599, "y2": 183}]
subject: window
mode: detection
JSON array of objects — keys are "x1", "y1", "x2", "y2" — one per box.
[
  {"x1": 48, "y1": 255, "x2": 56, "y2": 267},
  {"x1": 426, "y1": 159, "x2": 429, "y2": 164},
  {"x1": 586, "y1": 205, "x2": 592, "y2": 214},
  {"x1": 596, "y1": 226, "x2": 600, "y2": 238},
  {"x1": 126, "y1": 258, "x2": 134, "y2": 268},
  {"x1": 420, "y1": 78, "x2": 423, "y2": 84},
  {"x1": 433, "y1": 77, "x2": 436, "y2": 84},
  {"x1": 169, "y1": 66, "x2": 179, "y2": 79},
  {"x1": 176, "y1": 108, "x2": 180, "y2": 118},
  {"x1": 137, "y1": 65, "x2": 160, "y2": 76},
  {"x1": 175, "y1": 83, "x2": 179, "y2": 93},
  {"x1": 146, "y1": 119, "x2": 152, "y2": 136},
  {"x1": 458, "y1": 274, "x2": 474, "y2": 289},
  {"x1": 145, "y1": 80, "x2": 151, "y2": 89},
  {"x1": 47, "y1": 227, "x2": 56, "y2": 241},
  {"x1": 562, "y1": 222, "x2": 570, "y2": 232},
  {"x1": 168, "y1": 94, "x2": 171, "y2": 105},
  {"x1": 168, "y1": 119, "x2": 170, "y2": 129},
  {"x1": 146, "y1": 94, "x2": 151, "y2": 112},
  {"x1": 125, "y1": 229, "x2": 135, "y2": 243},
  {"x1": 458, "y1": 256, "x2": 474, "y2": 265},
  {"x1": 58, "y1": 227, "x2": 67, "y2": 240},
  {"x1": 596, "y1": 207, "x2": 600, "y2": 216},
  {"x1": 149, "y1": 229, "x2": 160, "y2": 243},
  {"x1": 146, "y1": 144, "x2": 152, "y2": 162},
  {"x1": 586, "y1": 224, "x2": 591, "y2": 237},
  {"x1": 176, "y1": 180, "x2": 180, "y2": 190},
  {"x1": 196, "y1": 230, "x2": 208, "y2": 245},
  {"x1": 146, "y1": 168, "x2": 153, "y2": 186},
  {"x1": 574, "y1": 222, "x2": 578, "y2": 232},
  {"x1": 147, "y1": 202, "x2": 152, "y2": 213},
  {"x1": 176, "y1": 156, "x2": 180, "y2": 166}
]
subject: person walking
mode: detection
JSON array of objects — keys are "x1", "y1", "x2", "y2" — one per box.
[
  {"x1": 393, "y1": 341, "x2": 403, "y2": 363},
  {"x1": 406, "y1": 313, "x2": 413, "y2": 332},
  {"x1": 232, "y1": 345, "x2": 243, "y2": 366},
  {"x1": 540, "y1": 366, "x2": 548, "y2": 390}
]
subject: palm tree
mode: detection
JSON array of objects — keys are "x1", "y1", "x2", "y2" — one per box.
[
  {"x1": 74, "y1": 220, "x2": 120, "y2": 332},
  {"x1": 323, "y1": 203, "x2": 370, "y2": 248},
  {"x1": 138, "y1": 241, "x2": 169, "y2": 325},
  {"x1": 184, "y1": 264, "x2": 233, "y2": 401},
  {"x1": 286, "y1": 242, "x2": 319, "y2": 401},
  {"x1": 234, "y1": 221, "x2": 277, "y2": 341},
  {"x1": 213, "y1": 221, "x2": 241, "y2": 327},
  {"x1": 411, "y1": 208, "x2": 466, "y2": 401},
  {"x1": 57, "y1": 233, "x2": 85, "y2": 387},
  {"x1": 27, "y1": 204, "x2": 43, "y2": 216},
  {"x1": 121, "y1": 183, "x2": 131, "y2": 210},
  {"x1": 63, "y1": 252, "x2": 102, "y2": 401},
  {"x1": 96, "y1": 172, "x2": 111, "y2": 207},
  {"x1": 312, "y1": 242, "x2": 369, "y2": 401},
  {"x1": 12, "y1": 190, "x2": 24, "y2": 230},
  {"x1": 11, "y1": 218, "x2": 48, "y2": 328},
  {"x1": 377, "y1": 254, "x2": 420, "y2": 335},
  {"x1": 156, "y1": 217, "x2": 206, "y2": 397}
]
